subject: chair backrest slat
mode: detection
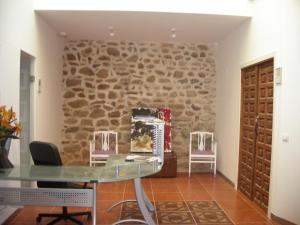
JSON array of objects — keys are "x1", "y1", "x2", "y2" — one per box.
[
  {"x1": 199, "y1": 133, "x2": 204, "y2": 151},
  {"x1": 191, "y1": 131, "x2": 214, "y2": 152},
  {"x1": 91, "y1": 131, "x2": 118, "y2": 153},
  {"x1": 101, "y1": 132, "x2": 109, "y2": 151}
]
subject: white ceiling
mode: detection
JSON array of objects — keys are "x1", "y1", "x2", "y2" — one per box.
[{"x1": 37, "y1": 11, "x2": 250, "y2": 43}]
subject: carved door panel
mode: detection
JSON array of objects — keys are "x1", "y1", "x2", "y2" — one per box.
[
  {"x1": 238, "y1": 66, "x2": 258, "y2": 199},
  {"x1": 253, "y1": 59, "x2": 273, "y2": 210},
  {"x1": 238, "y1": 59, "x2": 274, "y2": 211}
]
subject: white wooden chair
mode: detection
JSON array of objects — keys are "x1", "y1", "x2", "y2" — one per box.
[
  {"x1": 89, "y1": 131, "x2": 118, "y2": 166},
  {"x1": 189, "y1": 131, "x2": 217, "y2": 176}
]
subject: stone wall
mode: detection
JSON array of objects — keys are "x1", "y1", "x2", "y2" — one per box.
[{"x1": 61, "y1": 40, "x2": 216, "y2": 172}]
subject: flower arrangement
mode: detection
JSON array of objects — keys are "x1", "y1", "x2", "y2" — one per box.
[{"x1": 0, "y1": 105, "x2": 21, "y2": 142}]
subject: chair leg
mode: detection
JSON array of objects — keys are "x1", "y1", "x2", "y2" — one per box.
[
  {"x1": 69, "y1": 211, "x2": 91, "y2": 218},
  {"x1": 214, "y1": 161, "x2": 216, "y2": 176},
  {"x1": 37, "y1": 207, "x2": 90, "y2": 225},
  {"x1": 67, "y1": 216, "x2": 83, "y2": 225},
  {"x1": 188, "y1": 160, "x2": 191, "y2": 176},
  {"x1": 47, "y1": 216, "x2": 64, "y2": 225},
  {"x1": 36, "y1": 213, "x2": 62, "y2": 223}
]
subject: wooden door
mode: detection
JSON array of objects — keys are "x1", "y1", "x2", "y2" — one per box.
[{"x1": 238, "y1": 59, "x2": 274, "y2": 211}]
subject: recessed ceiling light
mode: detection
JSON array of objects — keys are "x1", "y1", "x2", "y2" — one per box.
[
  {"x1": 170, "y1": 28, "x2": 176, "y2": 39},
  {"x1": 108, "y1": 26, "x2": 115, "y2": 37},
  {"x1": 58, "y1": 31, "x2": 67, "y2": 37}
]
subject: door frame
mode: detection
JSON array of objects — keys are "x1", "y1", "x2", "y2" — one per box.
[{"x1": 19, "y1": 50, "x2": 36, "y2": 165}]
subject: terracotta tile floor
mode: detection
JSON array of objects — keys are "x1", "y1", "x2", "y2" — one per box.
[{"x1": 6, "y1": 173, "x2": 279, "y2": 225}]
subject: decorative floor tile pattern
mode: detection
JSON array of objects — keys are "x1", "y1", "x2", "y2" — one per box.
[
  {"x1": 187, "y1": 201, "x2": 222, "y2": 211},
  {"x1": 119, "y1": 201, "x2": 157, "y2": 225},
  {"x1": 155, "y1": 201, "x2": 189, "y2": 211},
  {"x1": 119, "y1": 200, "x2": 233, "y2": 225},
  {"x1": 192, "y1": 210, "x2": 233, "y2": 224},
  {"x1": 157, "y1": 211, "x2": 195, "y2": 224},
  {"x1": 121, "y1": 201, "x2": 140, "y2": 211}
]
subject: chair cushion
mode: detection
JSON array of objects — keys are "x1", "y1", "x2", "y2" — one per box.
[
  {"x1": 92, "y1": 149, "x2": 116, "y2": 155},
  {"x1": 191, "y1": 149, "x2": 214, "y2": 155}
]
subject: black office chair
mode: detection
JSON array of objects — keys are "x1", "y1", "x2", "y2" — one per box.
[{"x1": 29, "y1": 141, "x2": 91, "y2": 225}]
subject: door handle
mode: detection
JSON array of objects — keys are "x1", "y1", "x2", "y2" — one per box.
[
  {"x1": 255, "y1": 115, "x2": 260, "y2": 123},
  {"x1": 255, "y1": 114, "x2": 260, "y2": 135}
]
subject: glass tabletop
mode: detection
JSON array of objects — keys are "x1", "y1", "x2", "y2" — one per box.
[{"x1": 0, "y1": 155, "x2": 162, "y2": 183}]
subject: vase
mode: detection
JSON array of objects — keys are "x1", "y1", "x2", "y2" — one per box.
[{"x1": 0, "y1": 138, "x2": 14, "y2": 168}]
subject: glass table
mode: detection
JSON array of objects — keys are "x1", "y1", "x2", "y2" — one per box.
[{"x1": 0, "y1": 155, "x2": 162, "y2": 225}]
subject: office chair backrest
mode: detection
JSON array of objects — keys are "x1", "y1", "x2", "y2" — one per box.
[
  {"x1": 30, "y1": 141, "x2": 63, "y2": 166},
  {"x1": 29, "y1": 141, "x2": 66, "y2": 188}
]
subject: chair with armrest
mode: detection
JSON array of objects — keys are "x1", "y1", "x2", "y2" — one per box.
[
  {"x1": 188, "y1": 131, "x2": 217, "y2": 176},
  {"x1": 29, "y1": 141, "x2": 91, "y2": 225}
]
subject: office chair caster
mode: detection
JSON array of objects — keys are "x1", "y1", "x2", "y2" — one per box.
[
  {"x1": 87, "y1": 213, "x2": 92, "y2": 220},
  {"x1": 36, "y1": 216, "x2": 42, "y2": 223}
]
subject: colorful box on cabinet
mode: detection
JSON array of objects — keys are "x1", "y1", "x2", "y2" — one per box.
[{"x1": 130, "y1": 107, "x2": 171, "y2": 154}]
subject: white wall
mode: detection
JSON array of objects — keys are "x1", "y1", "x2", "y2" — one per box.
[
  {"x1": 0, "y1": 0, "x2": 64, "y2": 150},
  {"x1": 216, "y1": 0, "x2": 282, "y2": 184},
  {"x1": 0, "y1": 0, "x2": 64, "y2": 222},
  {"x1": 271, "y1": 0, "x2": 300, "y2": 222},
  {"x1": 216, "y1": 0, "x2": 300, "y2": 223}
]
